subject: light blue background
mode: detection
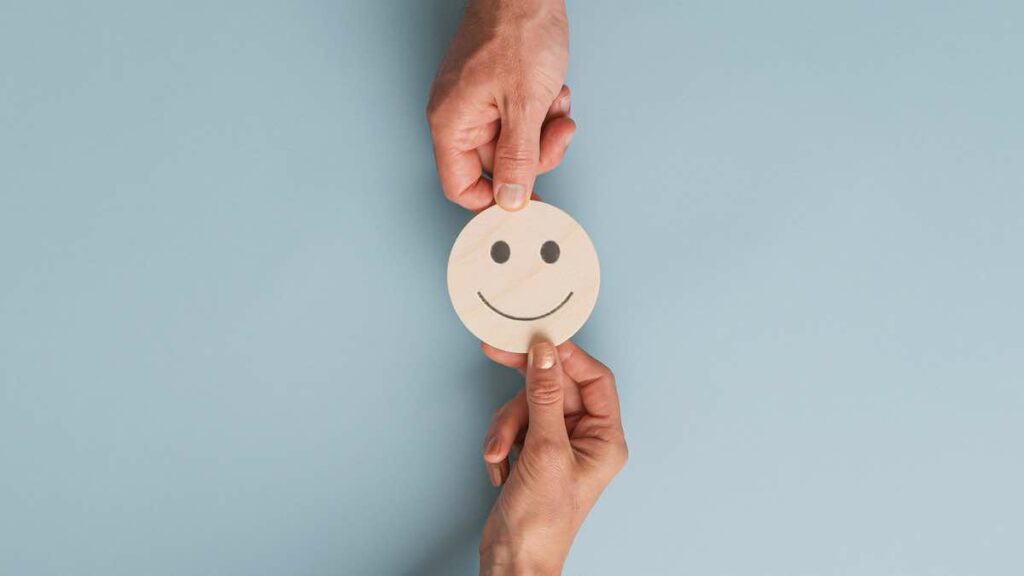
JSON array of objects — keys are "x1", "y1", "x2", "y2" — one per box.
[{"x1": 2, "y1": 1, "x2": 1022, "y2": 574}]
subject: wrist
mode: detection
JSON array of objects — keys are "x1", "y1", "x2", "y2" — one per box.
[
  {"x1": 467, "y1": 0, "x2": 566, "y2": 21},
  {"x1": 480, "y1": 540, "x2": 565, "y2": 576},
  {"x1": 469, "y1": 0, "x2": 564, "y2": 9}
]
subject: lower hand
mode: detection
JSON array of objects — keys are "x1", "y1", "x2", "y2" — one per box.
[{"x1": 478, "y1": 341, "x2": 628, "y2": 574}]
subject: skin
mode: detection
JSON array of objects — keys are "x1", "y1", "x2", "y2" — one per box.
[
  {"x1": 428, "y1": 2, "x2": 625, "y2": 572},
  {"x1": 427, "y1": 0, "x2": 575, "y2": 212},
  {"x1": 478, "y1": 341, "x2": 628, "y2": 575}
]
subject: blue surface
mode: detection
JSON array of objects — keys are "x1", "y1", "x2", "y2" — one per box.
[{"x1": 2, "y1": 1, "x2": 1023, "y2": 574}]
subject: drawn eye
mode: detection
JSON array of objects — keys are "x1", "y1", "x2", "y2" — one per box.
[
  {"x1": 490, "y1": 241, "x2": 510, "y2": 264},
  {"x1": 540, "y1": 240, "x2": 560, "y2": 264}
]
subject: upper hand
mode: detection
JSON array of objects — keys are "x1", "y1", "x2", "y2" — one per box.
[{"x1": 426, "y1": 0, "x2": 575, "y2": 212}]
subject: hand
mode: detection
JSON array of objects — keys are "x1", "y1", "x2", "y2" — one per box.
[
  {"x1": 478, "y1": 341, "x2": 628, "y2": 575},
  {"x1": 427, "y1": 0, "x2": 576, "y2": 212}
]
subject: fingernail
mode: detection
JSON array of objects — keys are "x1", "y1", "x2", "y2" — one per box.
[
  {"x1": 487, "y1": 466, "x2": 501, "y2": 487},
  {"x1": 529, "y1": 342, "x2": 556, "y2": 370},
  {"x1": 495, "y1": 183, "x2": 527, "y2": 211},
  {"x1": 558, "y1": 95, "x2": 571, "y2": 115},
  {"x1": 484, "y1": 435, "x2": 499, "y2": 458}
]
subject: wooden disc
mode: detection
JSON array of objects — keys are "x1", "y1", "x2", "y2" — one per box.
[{"x1": 447, "y1": 201, "x2": 600, "y2": 353}]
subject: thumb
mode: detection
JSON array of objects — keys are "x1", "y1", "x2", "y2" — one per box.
[
  {"x1": 492, "y1": 105, "x2": 545, "y2": 211},
  {"x1": 524, "y1": 341, "x2": 570, "y2": 446}
]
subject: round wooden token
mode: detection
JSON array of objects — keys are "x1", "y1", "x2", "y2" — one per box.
[{"x1": 447, "y1": 201, "x2": 600, "y2": 353}]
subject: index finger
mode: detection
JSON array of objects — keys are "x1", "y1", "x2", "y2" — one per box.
[
  {"x1": 432, "y1": 144, "x2": 494, "y2": 211},
  {"x1": 427, "y1": 94, "x2": 500, "y2": 211},
  {"x1": 558, "y1": 341, "x2": 621, "y2": 420}
]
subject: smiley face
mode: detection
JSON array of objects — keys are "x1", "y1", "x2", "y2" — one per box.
[{"x1": 447, "y1": 201, "x2": 600, "y2": 353}]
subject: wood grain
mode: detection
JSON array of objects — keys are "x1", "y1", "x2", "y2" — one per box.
[{"x1": 447, "y1": 201, "x2": 600, "y2": 353}]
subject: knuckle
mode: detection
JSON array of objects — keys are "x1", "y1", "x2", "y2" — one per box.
[
  {"x1": 501, "y1": 83, "x2": 531, "y2": 113},
  {"x1": 502, "y1": 83, "x2": 549, "y2": 118},
  {"x1": 527, "y1": 379, "x2": 562, "y2": 406},
  {"x1": 494, "y1": 144, "x2": 535, "y2": 164},
  {"x1": 425, "y1": 99, "x2": 461, "y2": 138},
  {"x1": 613, "y1": 440, "x2": 629, "y2": 470},
  {"x1": 494, "y1": 150, "x2": 535, "y2": 172},
  {"x1": 425, "y1": 100, "x2": 443, "y2": 130},
  {"x1": 493, "y1": 140, "x2": 538, "y2": 173},
  {"x1": 426, "y1": 114, "x2": 441, "y2": 136},
  {"x1": 603, "y1": 366, "x2": 616, "y2": 383},
  {"x1": 441, "y1": 185, "x2": 460, "y2": 202}
]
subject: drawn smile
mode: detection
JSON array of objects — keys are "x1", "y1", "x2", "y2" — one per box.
[{"x1": 477, "y1": 291, "x2": 573, "y2": 322}]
